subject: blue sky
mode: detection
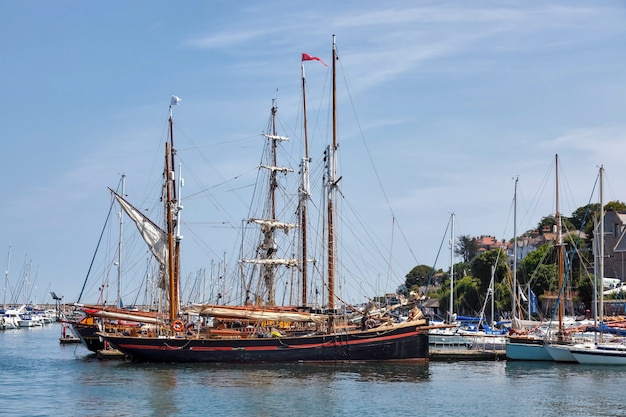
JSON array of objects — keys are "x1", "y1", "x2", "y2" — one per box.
[{"x1": 2, "y1": 1, "x2": 626, "y2": 306}]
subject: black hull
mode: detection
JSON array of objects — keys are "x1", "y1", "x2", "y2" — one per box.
[
  {"x1": 101, "y1": 324, "x2": 429, "y2": 363},
  {"x1": 71, "y1": 323, "x2": 104, "y2": 353}
]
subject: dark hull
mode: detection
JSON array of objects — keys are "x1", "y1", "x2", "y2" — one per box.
[
  {"x1": 101, "y1": 324, "x2": 429, "y2": 363},
  {"x1": 71, "y1": 322, "x2": 104, "y2": 352}
]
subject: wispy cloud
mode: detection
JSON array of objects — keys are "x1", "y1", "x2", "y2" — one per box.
[{"x1": 184, "y1": 28, "x2": 281, "y2": 49}]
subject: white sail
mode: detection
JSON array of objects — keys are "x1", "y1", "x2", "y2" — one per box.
[{"x1": 112, "y1": 191, "x2": 169, "y2": 288}]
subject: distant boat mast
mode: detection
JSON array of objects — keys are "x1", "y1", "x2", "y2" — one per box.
[{"x1": 3, "y1": 245, "x2": 11, "y2": 309}]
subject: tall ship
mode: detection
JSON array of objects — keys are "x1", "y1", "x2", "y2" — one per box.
[{"x1": 98, "y1": 38, "x2": 430, "y2": 363}]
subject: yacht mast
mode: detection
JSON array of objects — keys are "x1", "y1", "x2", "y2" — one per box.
[
  {"x1": 449, "y1": 213, "x2": 455, "y2": 323},
  {"x1": 513, "y1": 177, "x2": 518, "y2": 318},
  {"x1": 599, "y1": 164, "x2": 605, "y2": 342},
  {"x1": 556, "y1": 154, "x2": 564, "y2": 334},
  {"x1": 4, "y1": 246, "x2": 10, "y2": 309}
]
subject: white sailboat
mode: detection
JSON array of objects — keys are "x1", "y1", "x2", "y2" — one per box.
[
  {"x1": 570, "y1": 165, "x2": 626, "y2": 365},
  {"x1": 507, "y1": 156, "x2": 561, "y2": 361}
]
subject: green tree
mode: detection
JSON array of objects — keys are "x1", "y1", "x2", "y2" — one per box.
[
  {"x1": 454, "y1": 275, "x2": 482, "y2": 316},
  {"x1": 516, "y1": 242, "x2": 560, "y2": 298},
  {"x1": 435, "y1": 274, "x2": 482, "y2": 317},
  {"x1": 537, "y1": 215, "x2": 576, "y2": 235},
  {"x1": 404, "y1": 264, "x2": 436, "y2": 290},
  {"x1": 574, "y1": 272, "x2": 594, "y2": 313},
  {"x1": 569, "y1": 203, "x2": 599, "y2": 231},
  {"x1": 455, "y1": 235, "x2": 478, "y2": 262},
  {"x1": 451, "y1": 261, "x2": 470, "y2": 282},
  {"x1": 470, "y1": 248, "x2": 509, "y2": 295},
  {"x1": 605, "y1": 200, "x2": 626, "y2": 212}
]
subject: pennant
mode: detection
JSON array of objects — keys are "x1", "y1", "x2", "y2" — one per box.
[
  {"x1": 529, "y1": 290, "x2": 539, "y2": 314},
  {"x1": 170, "y1": 95, "x2": 182, "y2": 106},
  {"x1": 302, "y1": 53, "x2": 328, "y2": 67}
]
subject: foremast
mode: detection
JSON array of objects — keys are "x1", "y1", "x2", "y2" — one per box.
[{"x1": 166, "y1": 97, "x2": 182, "y2": 321}]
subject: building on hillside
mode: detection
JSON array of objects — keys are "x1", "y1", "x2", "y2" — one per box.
[
  {"x1": 603, "y1": 211, "x2": 626, "y2": 282},
  {"x1": 475, "y1": 235, "x2": 509, "y2": 254},
  {"x1": 507, "y1": 225, "x2": 586, "y2": 264}
]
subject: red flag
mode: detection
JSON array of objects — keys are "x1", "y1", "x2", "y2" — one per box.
[{"x1": 302, "y1": 53, "x2": 328, "y2": 67}]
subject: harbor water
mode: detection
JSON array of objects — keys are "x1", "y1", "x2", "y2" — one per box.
[{"x1": 1, "y1": 323, "x2": 625, "y2": 417}]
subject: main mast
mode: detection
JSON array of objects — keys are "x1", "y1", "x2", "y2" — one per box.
[
  {"x1": 327, "y1": 35, "x2": 338, "y2": 311},
  {"x1": 300, "y1": 58, "x2": 311, "y2": 306}
]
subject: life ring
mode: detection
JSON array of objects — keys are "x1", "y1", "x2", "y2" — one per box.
[{"x1": 172, "y1": 320, "x2": 185, "y2": 332}]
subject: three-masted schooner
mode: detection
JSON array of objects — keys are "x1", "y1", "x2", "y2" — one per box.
[{"x1": 98, "y1": 38, "x2": 430, "y2": 363}]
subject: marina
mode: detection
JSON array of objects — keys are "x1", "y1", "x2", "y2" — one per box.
[
  {"x1": 3, "y1": 323, "x2": 626, "y2": 416},
  {"x1": 2, "y1": 3, "x2": 626, "y2": 416}
]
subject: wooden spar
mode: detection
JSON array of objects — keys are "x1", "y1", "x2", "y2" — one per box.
[
  {"x1": 327, "y1": 35, "x2": 337, "y2": 311},
  {"x1": 300, "y1": 60, "x2": 309, "y2": 306},
  {"x1": 165, "y1": 142, "x2": 175, "y2": 321},
  {"x1": 266, "y1": 102, "x2": 278, "y2": 306},
  {"x1": 167, "y1": 106, "x2": 180, "y2": 321}
]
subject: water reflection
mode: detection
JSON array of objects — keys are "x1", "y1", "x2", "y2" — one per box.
[{"x1": 112, "y1": 361, "x2": 430, "y2": 385}]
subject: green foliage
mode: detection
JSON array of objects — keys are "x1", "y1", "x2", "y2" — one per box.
[
  {"x1": 605, "y1": 200, "x2": 626, "y2": 212},
  {"x1": 455, "y1": 235, "x2": 478, "y2": 263},
  {"x1": 574, "y1": 272, "x2": 595, "y2": 311},
  {"x1": 517, "y1": 243, "x2": 554, "y2": 294},
  {"x1": 452, "y1": 261, "x2": 470, "y2": 282},
  {"x1": 403, "y1": 200, "x2": 625, "y2": 317},
  {"x1": 435, "y1": 274, "x2": 482, "y2": 316},
  {"x1": 537, "y1": 215, "x2": 576, "y2": 235},
  {"x1": 569, "y1": 201, "x2": 625, "y2": 247},
  {"x1": 494, "y1": 280, "x2": 512, "y2": 312},
  {"x1": 404, "y1": 264, "x2": 436, "y2": 290},
  {"x1": 570, "y1": 203, "x2": 599, "y2": 233},
  {"x1": 470, "y1": 248, "x2": 509, "y2": 295},
  {"x1": 453, "y1": 275, "x2": 482, "y2": 315}
]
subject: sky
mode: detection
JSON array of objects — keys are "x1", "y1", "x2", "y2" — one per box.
[{"x1": 1, "y1": 1, "x2": 626, "y2": 306}]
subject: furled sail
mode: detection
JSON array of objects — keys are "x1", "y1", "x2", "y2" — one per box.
[
  {"x1": 81, "y1": 305, "x2": 164, "y2": 324},
  {"x1": 184, "y1": 304, "x2": 329, "y2": 324}
]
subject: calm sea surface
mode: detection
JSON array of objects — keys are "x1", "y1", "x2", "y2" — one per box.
[{"x1": 1, "y1": 323, "x2": 625, "y2": 417}]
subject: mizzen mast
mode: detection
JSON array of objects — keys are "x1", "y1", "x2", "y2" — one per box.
[{"x1": 327, "y1": 35, "x2": 339, "y2": 311}]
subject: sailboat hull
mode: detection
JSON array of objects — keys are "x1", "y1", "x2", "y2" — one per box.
[
  {"x1": 70, "y1": 322, "x2": 104, "y2": 352},
  {"x1": 506, "y1": 336, "x2": 553, "y2": 361},
  {"x1": 571, "y1": 345, "x2": 626, "y2": 365},
  {"x1": 100, "y1": 324, "x2": 429, "y2": 363}
]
